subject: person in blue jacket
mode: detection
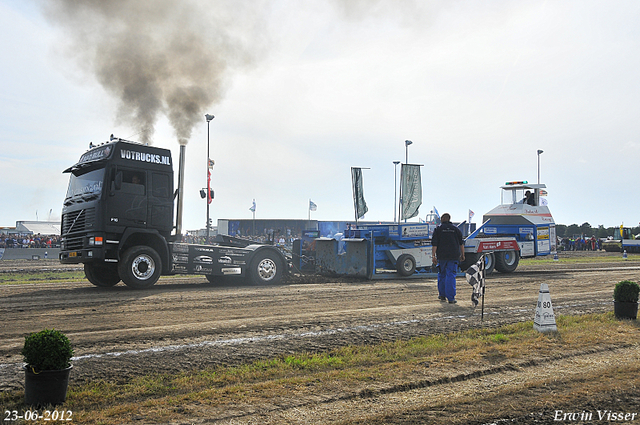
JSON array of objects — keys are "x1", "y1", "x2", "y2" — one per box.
[{"x1": 431, "y1": 213, "x2": 465, "y2": 304}]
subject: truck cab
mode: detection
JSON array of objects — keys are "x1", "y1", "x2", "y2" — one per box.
[
  {"x1": 60, "y1": 137, "x2": 287, "y2": 289},
  {"x1": 60, "y1": 139, "x2": 175, "y2": 286}
]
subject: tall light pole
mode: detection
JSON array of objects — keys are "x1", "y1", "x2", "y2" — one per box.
[
  {"x1": 205, "y1": 114, "x2": 214, "y2": 242},
  {"x1": 405, "y1": 140, "x2": 412, "y2": 164},
  {"x1": 393, "y1": 161, "x2": 400, "y2": 222},
  {"x1": 537, "y1": 149, "x2": 543, "y2": 184}
]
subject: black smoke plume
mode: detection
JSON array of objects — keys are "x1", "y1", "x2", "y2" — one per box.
[{"x1": 42, "y1": 0, "x2": 267, "y2": 145}]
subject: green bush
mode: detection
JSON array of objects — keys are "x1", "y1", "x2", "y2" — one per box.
[
  {"x1": 21, "y1": 329, "x2": 73, "y2": 372},
  {"x1": 613, "y1": 280, "x2": 640, "y2": 303}
]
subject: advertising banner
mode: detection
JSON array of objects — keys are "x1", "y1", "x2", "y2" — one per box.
[
  {"x1": 351, "y1": 168, "x2": 368, "y2": 220},
  {"x1": 401, "y1": 164, "x2": 422, "y2": 220}
]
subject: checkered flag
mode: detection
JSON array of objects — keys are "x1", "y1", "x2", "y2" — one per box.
[{"x1": 465, "y1": 255, "x2": 485, "y2": 307}]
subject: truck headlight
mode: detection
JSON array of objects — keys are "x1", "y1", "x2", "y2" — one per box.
[{"x1": 88, "y1": 236, "x2": 104, "y2": 246}]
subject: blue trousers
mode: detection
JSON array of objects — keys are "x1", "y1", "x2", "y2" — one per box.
[{"x1": 437, "y1": 260, "x2": 458, "y2": 301}]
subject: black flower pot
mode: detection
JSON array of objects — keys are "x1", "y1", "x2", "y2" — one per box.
[
  {"x1": 614, "y1": 301, "x2": 638, "y2": 320},
  {"x1": 23, "y1": 365, "x2": 72, "y2": 406}
]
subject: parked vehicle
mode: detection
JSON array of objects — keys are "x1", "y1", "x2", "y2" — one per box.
[{"x1": 603, "y1": 226, "x2": 640, "y2": 253}]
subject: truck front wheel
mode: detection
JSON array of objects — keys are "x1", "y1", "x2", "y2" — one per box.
[
  {"x1": 119, "y1": 246, "x2": 162, "y2": 289},
  {"x1": 249, "y1": 250, "x2": 283, "y2": 285},
  {"x1": 84, "y1": 263, "x2": 120, "y2": 287},
  {"x1": 495, "y1": 250, "x2": 519, "y2": 273}
]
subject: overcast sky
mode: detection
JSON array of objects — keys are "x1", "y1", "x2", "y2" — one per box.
[{"x1": 1, "y1": 0, "x2": 639, "y2": 232}]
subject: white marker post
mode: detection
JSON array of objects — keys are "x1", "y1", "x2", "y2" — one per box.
[{"x1": 534, "y1": 283, "x2": 557, "y2": 332}]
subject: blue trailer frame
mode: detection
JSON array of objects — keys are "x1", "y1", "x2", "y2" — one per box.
[{"x1": 314, "y1": 223, "x2": 466, "y2": 279}]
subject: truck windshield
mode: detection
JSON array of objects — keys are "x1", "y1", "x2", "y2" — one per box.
[{"x1": 64, "y1": 168, "x2": 104, "y2": 205}]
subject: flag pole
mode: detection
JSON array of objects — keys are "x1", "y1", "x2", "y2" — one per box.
[
  {"x1": 481, "y1": 285, "x2": 485, "y2": 321},
  {"x1": 481, "y1": 258, "x2": 486, "y2": 321},
  {"x1": 398, "y1": 164, "x2": 403, "y2": 224},
  {"x1": 351, "y1": 168, "x2": 358, "y2": 226}
]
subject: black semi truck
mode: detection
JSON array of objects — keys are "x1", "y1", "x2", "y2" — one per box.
[{"x1": 59, "y1": 136, "x2": 286, "y2": 289}]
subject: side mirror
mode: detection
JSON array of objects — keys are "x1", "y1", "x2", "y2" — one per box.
[{"x1": 114, "y1": 171, "x2": 123, "y2": 191}]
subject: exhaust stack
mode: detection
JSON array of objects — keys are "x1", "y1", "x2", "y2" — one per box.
[{"x1": 175, "y1": 144, "x2": 186, "y2": 236}]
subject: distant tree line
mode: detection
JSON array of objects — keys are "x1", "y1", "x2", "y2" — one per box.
[{"x1": 555, "y1": 223, "x2": 640, "y2": 239}]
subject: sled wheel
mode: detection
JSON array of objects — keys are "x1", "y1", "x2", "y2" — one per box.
[
  {"x1": 495, "y1": 250, "x2": 519, "y2": 273},
  {"x1": 396, "y1": 254, "x2": 416, "y2": 277},
  {"x1": 484, "y1": 252, "x2": 495, "y2": 274}
]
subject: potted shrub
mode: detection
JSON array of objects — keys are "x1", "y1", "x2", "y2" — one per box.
[
  {"x1": 21, "y1": 329, "x2": 74, "y2": 406},
  {"x1": 613, "y1": 280, "x2": 640, "y2": 320}
]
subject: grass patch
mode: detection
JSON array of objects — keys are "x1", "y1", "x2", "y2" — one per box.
[
  {"x1": 2, "y1": 312, "x2": 638, "y2": 423},
  {"x1": 0, "y1": 270, "x2": 86, "y2": 285}
]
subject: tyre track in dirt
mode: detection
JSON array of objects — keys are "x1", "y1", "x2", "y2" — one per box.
[
  {"x1": 201, "y1": 344, "x2": 640, "y2": 424},
  {"x1": 216, "y1": 345, "x2": 640, "y2": 425},
  {"x1": 1, "y1": 259, "x2": 639, "y2": 393}
]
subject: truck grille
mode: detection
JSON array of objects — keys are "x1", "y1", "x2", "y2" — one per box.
[
  {"x1": 64, "y1": 236, "x2": 85, "y2": 251},
  {"x1": 62, "y1": 208, "x2": 96, "y2": 236}
]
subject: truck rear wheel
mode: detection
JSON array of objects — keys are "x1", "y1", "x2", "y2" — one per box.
[
  {"x1": 84, "y1": 263, "x2": 120, "y2": 287},
  {"x1": 249, "y1": 250, "x2": 283, "y2": 285},
  {"x1": 396, "y1": 254, "x2": 416, "y2": 276},
  {"x1": 118, "y1": 246, "x2": 162, "y2": 289},
  {"x1": 495, "y1": 250, "x2": 519, "y2": 273}
]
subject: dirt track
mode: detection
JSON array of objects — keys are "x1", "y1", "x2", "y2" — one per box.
[{"x1": 1, "y1": 252, "x2": 640, "y2": 423}]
